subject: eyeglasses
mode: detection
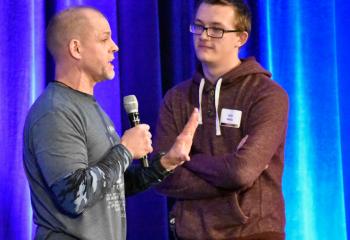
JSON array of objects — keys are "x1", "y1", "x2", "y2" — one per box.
[{"x1": 189, "y1": 23, "x2": 242, "y2": 39}]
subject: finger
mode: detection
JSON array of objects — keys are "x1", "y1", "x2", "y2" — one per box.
[
  {"x1": 179, "y1": 154, "x2": 190, "y2": 162},
  {"x1": 181, "y1": 108, "x2": 199, "y2": 136},
  {"x1": 145, "y1": 131, "x2": 151, "y2": 139},
  {"x1": 178, "y1": 160, "x2": 186, "y2": 166},
  {"x1": 139, "y1": 124, "x2": 150, "y2": 131}
]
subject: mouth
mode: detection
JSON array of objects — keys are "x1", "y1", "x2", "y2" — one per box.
[
  {"x1": 108, "y1": 58, "x2": 115, "y2": 68},
  {"x1": 197, "y1": 44, "x2": 213, "y2": 50}
]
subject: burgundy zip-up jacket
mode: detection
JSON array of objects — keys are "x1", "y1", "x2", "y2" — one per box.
[{"x1": 154, "y1": 58, "x2": 289, "y2": 240}]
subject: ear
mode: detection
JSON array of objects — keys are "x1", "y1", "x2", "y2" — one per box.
[
  {"x1": 68, "y1": 39, "x2": 82, "y2": 60},
  {"x1": 236, "y1": 31, "x2": 249, "y2": 48}
]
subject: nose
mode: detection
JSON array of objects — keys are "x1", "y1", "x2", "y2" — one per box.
[
  {"x1": 111, "y1": 39, "x2": 119, "y2": 53},
  {"x1": 199, "y1": 28, "x2": 210, "y2": 40}
]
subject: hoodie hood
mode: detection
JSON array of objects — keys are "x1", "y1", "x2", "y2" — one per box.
[
  {"x1": 194, "y1": 57, "x2": 272, "y2": 136},
  {"x1": 193, "y1": 57, "x2": 272, "y2": 87}
]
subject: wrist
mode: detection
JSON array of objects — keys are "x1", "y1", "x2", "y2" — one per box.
[
  {"x1": 119, "y1": 140, "x2": 134, "y2": 159},
  {"x1": 116, "y1": 144, "x2": 133, "y2": 161},
  {"x1": 151, "y1": 152, "x2": 173, "y2": 176},
  {"x1": 160, "y1": 153, "x2": 177, "y2": 172}
]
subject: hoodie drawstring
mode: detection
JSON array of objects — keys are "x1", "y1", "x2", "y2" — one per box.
[
  {"x1": 198, "y1": 78, "x2": 222, "y2": 136},
  {"x1": 198, "y1": 78, "x2": 205, "y2": 125},
  {"x1": 215, "y1": 78, "x2": 222, "y2": 136}
]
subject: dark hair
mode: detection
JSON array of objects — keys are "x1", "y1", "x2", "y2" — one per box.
[{"x1": 196, "y1": 0, "x2": 251, "y2": 34}]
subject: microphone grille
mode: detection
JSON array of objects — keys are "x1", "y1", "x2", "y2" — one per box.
[{"x1": 123, "y1": 95, "x2": 138, "y2": 113}]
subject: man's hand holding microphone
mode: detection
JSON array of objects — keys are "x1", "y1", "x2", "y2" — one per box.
[{"x1": 121, "y1": 95, "x2": 199, "y2": 171}]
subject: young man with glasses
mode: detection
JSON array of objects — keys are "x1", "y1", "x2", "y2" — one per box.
[{"x1": 154, "y1": 0, "x2": 289, "y2": 239}]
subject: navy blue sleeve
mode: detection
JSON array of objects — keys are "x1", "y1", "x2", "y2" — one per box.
[{"x1": 124, "y1": 153, "x2": 171, "y2": 196}]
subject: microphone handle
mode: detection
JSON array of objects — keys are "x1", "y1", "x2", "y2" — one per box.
[
  {"x1": 128, "y1": 112, "x2": 140, "y2": 125},
  {"x1": 128, "y1": 112, "x2": 149, "y2": 168},
  {"x1": 140, "y1": 156, "x2": 149, "y2": 168}
]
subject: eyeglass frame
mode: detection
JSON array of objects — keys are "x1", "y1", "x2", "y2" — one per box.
[{"x1": 189, "y1": 23, "x2": 243, "y2": 39}]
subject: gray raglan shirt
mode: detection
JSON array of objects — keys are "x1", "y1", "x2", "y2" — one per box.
[{"x1": 23, "y1": 82, "x2": 169, "y2": 240}]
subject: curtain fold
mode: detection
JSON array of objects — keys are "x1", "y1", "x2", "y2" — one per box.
[
  {"x1": 0, "y1": 0, "x2": 45, "y2": 239},
  {"x1": 115, "y1": 1, "x2": 168, "y2": 239},
  {"x1": 336, "y1": 0, "x2": 350, "y2": 237},
  {"x1": 0, "y1": 1, "x2": 348, "y2": 239}
]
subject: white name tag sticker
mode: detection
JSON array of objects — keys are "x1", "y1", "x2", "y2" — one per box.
[{"x1": 220, "y1": 108, "x2": 242, "y2": 128}]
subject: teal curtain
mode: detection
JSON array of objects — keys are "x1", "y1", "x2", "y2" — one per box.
[{"x1": 257, "y1": 1, "x2": 349, "y2": 239}]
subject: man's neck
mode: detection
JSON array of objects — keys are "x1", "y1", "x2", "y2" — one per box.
[
  {"x1": 55, "y1": 64, "x2": 95, "y2": 95},
  {"x1": 202, "y1": 58, "x2": 241, "y2": 84}
]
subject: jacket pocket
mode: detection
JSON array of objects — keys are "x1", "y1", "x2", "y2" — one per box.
[
  {"x1": 231, "y1": 192, "x2": 249, "y2": 224},
  {"x1": 171, "y1": 193, "x2": 249, "y2": 239}
]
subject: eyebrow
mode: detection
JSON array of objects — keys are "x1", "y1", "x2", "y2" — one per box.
[
  {"x1": 194, "y1": 19, "x2": 226, "y2": 28},
  {"x1": 102, "y1": 31, "x2": 111, "y2": 36}
]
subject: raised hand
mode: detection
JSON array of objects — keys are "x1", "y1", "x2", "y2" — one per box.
[{"x1": 160, "y1": 108, "x2": 199, "y2": 171}]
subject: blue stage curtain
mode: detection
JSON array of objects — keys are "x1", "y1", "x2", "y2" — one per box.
[
  {"x1": 115, "y1": 1, "x2": 169, "y2": 239},
  {"x1": 0, "y1": 1, "x2": 45, "y2": 239},
  {"x1": 254, "y1": 1, "x2": 349, "y2": 239},
  {"x1": 0, "y1": 0, "x2": 349, "y2": 239}
]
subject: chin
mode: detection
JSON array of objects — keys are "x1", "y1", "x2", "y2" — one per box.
[
  {"x1": 105, "y1": 71, "x2": 115, "y2": 80},
  {"x1": 197, "y1": 56, "x2": 215, "y2": 65},
  {"x1": 196, "y1": 52, "x2": 214, "y2": 63},
  {"x1": 95, "y1": 74, "x2": 114, "y2": 83},
  {"x1": 106, "y1": 75, "x2": 115, "y2": 80}
]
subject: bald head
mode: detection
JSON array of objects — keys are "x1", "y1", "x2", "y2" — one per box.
[{"x1": 46, "y1": 6, "x2": 105, "y2": 60}]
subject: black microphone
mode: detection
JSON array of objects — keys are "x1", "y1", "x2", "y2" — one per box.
[{"x1": 123, "y1": 95, "x2": 149, "y2": 168}]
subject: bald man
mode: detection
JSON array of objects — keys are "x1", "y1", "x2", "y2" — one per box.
[{"x1": 23, "y1": 6, "x2": 198, "y2": 240}]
